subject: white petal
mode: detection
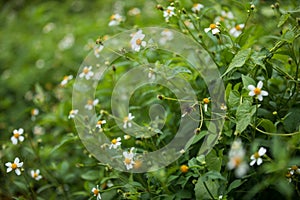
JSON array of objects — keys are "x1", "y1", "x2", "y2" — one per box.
[
  {"x1": 31, "y1": 170, "x2": 35, "y2": 177},
  {"x1": 5, "y1": 162, "x2": 12, "y2": 167},
  {"x1": 258, "y1": 147, "x2": 267, "y2": 156},
  {"x1": 256, "y1": 158, "x2": 263, "y2": 165},
  {"x1": 212, "y1": 28, "x2": 220, "y2": 35},
  {"x1": 15, "y1": 169, "x2": 21, "y2": 175},
  {"x1": 7, "y1": 167, "x2": 12, "y2": 173},
  {"x1": 17, "y1": 162, "x2": 23, "y2": 167},
  {"x1": 257, "y1": 95, "x2": 263, "y2": 101},
  {"x1": 141, "y1": 41, "x2": 146, "y2": 47},
  {"x1": 249, "y1": 91, "x2": 255, "y2": 96},
  {"x1": 18, "y1": 128, "x2": 24, "y2": 134},
  {"x1": 11, "y1": 137, "x2": 18, "y2": 144},
  {"x1": 247, "y1": 85, "x2": 255, "y2": 90},
  {"x1": 261, "y1": 90, "x2": 268, "y2": 96},
  {"x1": 14, "y1": 157, "x2": 20, "y2": 164},
  {"x1": 204, "y1": 28, "x2": 211, "y2": 33},
  {"x1": 239, "y1": 24, "x2": 245, "y2": 28},
  {"x1": 19, "y1": 136, "x2": 24, "y2": 142},
  {"x1": 250, "y1": 159, "x2": 256, "y2": 166},
  {"x1": 257, "y1": 81, "x2": 263, "y2": 89}
]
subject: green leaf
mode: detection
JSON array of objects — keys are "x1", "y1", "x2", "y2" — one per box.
[
  {"x1": 50, "y1": 133, "x2": 77, "y2": 154},
  {"x1": 277, "y1": 13, "x2": 290, "y2": 27},
  {"x1": 258, "y1": 119, "x2": 277, "y2": 133},
  {"x1": 195, "y1": 178, "x2": 219, "y2": 200},
  {"x1": 241, "y1": 75, "x2": 256, "y2": 89},
  {"x1": 222, "y1": 48, "x2": 251, "y2": 77},
  {"x1": 283, "y1": 108, "x2": 300, "y2": 132},
  {"x1": 80, "y1": 170, "x2": 99, "y2": 181},
  {"x1": 206, "y1": 149, "x2": 222, "y2": 172},
  {"x1": 201, "y1": 171, "x2": 226, "y2": 181},
  {"x1": 228, "y1": 90, "x2": 240, "y2": 109},
  {"x1": 236, "y1": 100, "x2": 256, "y2": 134},
  {"x1": 227, "y1": 179, "x2": 246, "y2": 193}
]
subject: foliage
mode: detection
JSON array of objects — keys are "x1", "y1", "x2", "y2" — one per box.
[{"x1": 0, "y1": 0, "x2": 300, "y2": 200}]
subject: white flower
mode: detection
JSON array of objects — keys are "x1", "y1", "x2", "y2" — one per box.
[
  {"x1": 229, "y1": 24, "x2": 245, "y2": 37},
  {"x1": 31, "y1": 169, "x2": 42, "y2": 181},
  {"x1": 128, "y1": 8, "x2": 141, "y2": 16},
  {"x1": 159, "y1": 29, "x2": 174, "y2": 45},
  {"x1": 60, "y1": 75, "x2": 73, "y2": 86},
  {"x1": 130, "y1": 30, "x2": 147, "y2": 52},
  {"x1": 148, "y1": 68, "x2": 156, "y2": 80},
  {"x1": 184, "y1": 20, "x2": 195, "y2": 30},
  {"x1": 5, "y1": 157, "x2": 23, "y2": 175},
  {"x1": 250, "y1": 147, "x2": 267, "y2": 166},
  {"x1": 124, "y1": 134, "x2": 131, "y2": 140},
  {"x1": 108, "y1": 13, "x2": 124, "y2": 26},
  {"x1": 123, "y1": 113, "x2": 135, "y2": 129},
  {"x1": 96, "y1": 120, "x2": 106, "y2": 129},
  {"x1": 204, "y1": 23, "x2": 220, "y2": 35},
  {"x1": 191, "y1": 3, "x2": 204, "y2": 13},
  {"x1": 221, "y1": 10, "x2": 234, "y2": 19},
  {"x1": 91, "y1": 185, "x2": 101, "y2": 200},
  {"x1": 106, "y1": 180, "x2": 114, "y2": 188},
  {"x1": 31, "y1": 108, "x2": 39, "y2": 121},
  {"x1": 79, "y1": 66, "x2": 94, "y2": 80},
  {"x1": 163, "y1": 6, "x2": 175, "y2": 22},
  {"x1": 227, "y1": 139, "x2": 248, "y2": 178},
  {"x1": 180, "y1": 149, "x2": 185, "y2": 154},
  {"x1": 203, "y1": 98, "x2": 210, "y2": 112},
  {"x1": 288, "y1": 165, "x2": 300, "y2": 175},
  {"x1": 85, "y1": 99, "x2": 99, "y2": 110},
  {"x1": 11, "y1": 128, "x2": 25, "y2": 145},
  {"x1": 94, "y1": 45, "x2": 104, "y2": 58},
  {"x1": 68, "y1": 109, "x2": 78, "y2": 119},
  {"x1": 109, "y1": 137, "x2": 121, "y2": 149},
  {"x1": 123, "y1": 148, "x2": 135, "y2": 170},
  {"x1": 248, "y1": 81, "x2": 268, "y2": 101}
]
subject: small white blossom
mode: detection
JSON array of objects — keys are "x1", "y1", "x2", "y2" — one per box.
[
  {"x1": 191, "y1": 3, "x2": 204, "y2": 13},
  {"x1": 227, "y1": 139, "x2": 248, "y2": 178},
  {"x1": 79, "y1": 66, "x2": 94, "y2": 80},
  {"x1": 85, "y1": 99, "x2": 99, "y2": 110},
  {"x1": 91, "y1": 185, "x2": 101, "y2": 200},
  {"x1": 221, "y1": 10, "x2": 234, "y2": 20},
  {"x1": 248, "y1": 81, "x2": 268, "y2": 101},
  {"x1": 229, "y1": 24, "x2": 245, "y2": 37},
  {"x1": 94, "y1": 45, "x2": 104, "y2": 58},
  {"x1": 204, "y1": 23, "x2": 220, "y2": 35},
  {"x1": 68, "y1": 109, "x2": 78, "y2": 119},
  {"x1": 31, "y1": 169, "x2": 42, "y2": 181},
  {"x1": 5, "y1": 157, "x2": 23, "y2": 175},
  {"x1": 108, "y1": 13, "x2": 124, "y2": 26},
  {"x1": 159, "y1": 29, "x2": 174, "y2": 45},
  {"x1": 109, "y1": 137, "x2": 122, "y2": 149},
  {"x1": 128, "y1": 8, "x2": 141, "y2": 16},
  {"x1": 130, "y1": 30, "x2": 146, "y2": 52},
  {"x1": 163, "y1": 6, "x2": 175, "y2": 22},
  {"x1": 148, "y1": 68, "x2": 156, "y2": 80},
  {"x1": 250, "y1": 147, "x2": 267, "y2": 166},
  {"x1": 96, "y1": 120, "x2": 106, "y2": 129},
  {"x1": 123, "y1": 148, "x2": 135, "y2": 170},
  {"x1": 60, "y1": 75, "x2": 73, "y2": 86},
  {"x1": 11, "y1": 128, "x2": 25, "y2": 145},
  {"x1": 123, "y1": 113, "x2": 135, "y2": 129},
  {"x1": 124, "y1": 135, "x2": 131, "y2": 140}
]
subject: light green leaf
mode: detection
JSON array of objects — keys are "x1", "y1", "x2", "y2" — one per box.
[
  {"x1": 222, "y1": 48, "x2": 251, "y2": 77},
  {"x1": 241, "y1": 75, "x2": 256, "y2": 89},
  {"x1": 258, "y1": 119, "x2": 277, "y2": 133}
]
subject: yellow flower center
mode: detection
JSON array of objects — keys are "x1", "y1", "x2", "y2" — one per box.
[
  {"x1": 233, "y1": 156, "x2": 242, "y2": 167},
  {"x1": 136, "y1": 39, "x2": 142, "y2": 45},
  {"x1": 254, "y1": 88, "x2": 261, "y2": 95},
  {"x1": 14, "y1": 132, "x2": 20, "y2": 138},
  {"x1": 180, "y1": 165, "x2": 189, "y2": 173},
  {"x1": 87, "y1": 100, "x2": 93, "y2": 105},
  {"x1": 254, "y1": 152, "x2": 260, "y2": 159},
  {"x1": 220, "y1": 16, "x2": 225, "y2": 21},
  {"x1": 33, "y1": 173, "x2": 38, "y2": 178},
  {"x1": 111, "y1": 139, "x2": 117, "y2": 144},
  {"x1": 83, "y1": 68, "x2": 89, "y2": 74},
  {"x1": 286, "y1": 172, "x2": 292, "y2": 178},
  {"x1": 210, "y1": 24, "x2": 217, "y2": 29},
  {"x1": 124, "y1": 157, "x2": 132, "y2": 165},
  {"x1": 97, "y1": 120, "x2": 103, "y2": 125},
  {"x1": 167, "y1": 9, "x2": 172, "y2": 14},
  {"x1": 203, "y1": 98, "x2": 210, "y2": 104},
  {"x1": 235, "y1": 25, "x2": 242, "y2": 31},
  {"x1": 110, "y1": 14, "x2": 116, "y2": 20},
  {"x1": 11, "y1": 163, "x2": 17, "y2": 170},
  {"x1": 291, "y1": 165, "x2": 298, "y2": 171},
  {"x1": 93, "y1": 189, "x2": 99, "y2": 195},
  {"x1": 133, "y1": 160, "x2": 142, "y2": 169},
  {"x1": 63, "y1": 76, "x2": 69, "y2": 80},
  {"x1": 123, "y1": 116, "x2": 128, "y2": 122}
]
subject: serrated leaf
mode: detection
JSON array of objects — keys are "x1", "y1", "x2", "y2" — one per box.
[
  {"x1": 222, "y1": 48, "x2": 251, "y2": 77},
  {"x1": 278, "y1": 13, "x2": 290, "y2": 27}
]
